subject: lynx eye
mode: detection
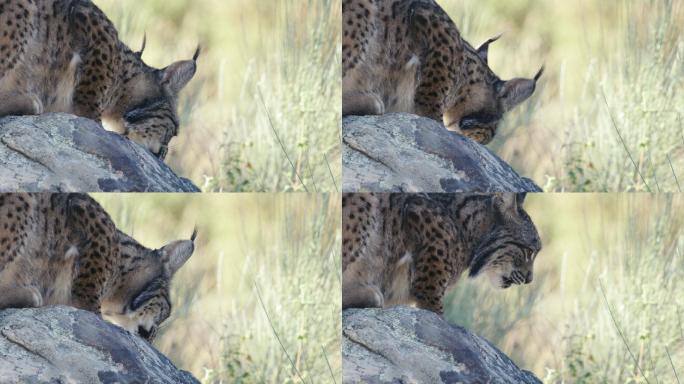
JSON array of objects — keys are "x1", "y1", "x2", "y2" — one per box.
[
  {"x1": 459, "y1": 112, "x2": 502, "y2": 130},
  {"x1": 522, "y1": 248, "x2": 534, "y2": 261}
]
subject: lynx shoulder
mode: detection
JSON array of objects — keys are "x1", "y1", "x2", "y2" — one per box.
[
  {"x1": 342, "y1": 193, "x2": 541, "y2": 313},
  {"x1": 0, "y1": 0, "x2": 199, "y2": 160},
  {"x1": 342, "y1": 0, "x2": 543, "y2": 144},
  {"x1": 0, "y1": 193, "x2": 196, "y2": 341}
]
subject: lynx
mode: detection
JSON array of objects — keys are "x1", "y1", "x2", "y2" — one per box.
[
  {"x1": 343, "y1": 0, "x2": 543, "y2": 144},
  {"x1": 0, "y1": 193, "x2": 196, "y2": 341},
  {"x1": 0, "y1": 0, "x2": 199, "y2": 160},
  {"x1": 342, "y1": 193, "x2": 541, "y2": 313}
]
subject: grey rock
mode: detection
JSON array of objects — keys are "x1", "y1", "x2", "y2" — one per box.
[
  {"x1": 343, "y1": 113, "x2": 541, "y2": 192},
  {"x1": 0, "y1": 113, "x2": 200, "y2": 192},
  {"x1": 343, "y1": 306, "x2": 541, "y2": 384},
  {"x1": 0, "y1": 306, "x2": 199, "y2": 384}
]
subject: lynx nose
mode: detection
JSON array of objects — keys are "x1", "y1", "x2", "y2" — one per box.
[
  {"x1": 137, "y1": 325, "x2": 156, "y2": 341},
  {"x1": 524, "y1": 271, "x2": 533, "y2": 284}
]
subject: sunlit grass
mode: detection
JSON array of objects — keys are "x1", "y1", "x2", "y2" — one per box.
[
  {"x1": 96, "y1": 0, "x2": 341, "y2": 192},
  {"x1": 444, "y1": 194, "x2": 684, "y2": 382},
  {"x1": 92, "y1": 193, "x2": 342, "y2": 383},
  {"x1": 443, "y1": 0, "x2": 683, "y2": 191}
]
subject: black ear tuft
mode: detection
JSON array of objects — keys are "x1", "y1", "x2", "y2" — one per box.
[
  {"x1": 192, "y1": 45, "x2": 201, "y2": 62},
  {"x1": 135, "y1": 33, "x2": 147, "y2": 59},
  {"x1": 477, "y1": 34, "x2": 502, "y2": 64}
]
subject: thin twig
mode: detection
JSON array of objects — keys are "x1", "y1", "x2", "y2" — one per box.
[
  {"x1": 257, "y1": 87, "x2": 309, "y2": 192},
  {"x1": 667, "y1": 155, "x2": 681, "y2": 192},
  {"x1": 652, "y1": 165, "x2": 662, "y2": 193},
  {"x1": 666, "y1": 347, "x2": 681, "y2": 384},
  {"x1": 306, "y1": 152, "x2": 319, "y2": 193},
  {"x1": 324, "y1": 153, "x2": 339, "y2": 192},
  {"x1": 599, "y1": 279, "x2": 650, "y2": 383},
  {"x1": 255, "y1": 282, "x2": 307, "y2": 383},
  {"x1": 322, "y1": 345, "x2": 338, "y2": 384},
  {"x1": 600, "y1": 87, "x2": 651, "y2": 191}
]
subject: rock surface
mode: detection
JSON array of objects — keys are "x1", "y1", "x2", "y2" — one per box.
[
  {"x1": 343, "y1": 306, "x2": 541, "y2": 384},
  {"x1": 0, "y1": 306, "x2": 199, "y2": 384},
  {"x1": 0, "y1": 113, "x2": 199, "y2": 192},
  {"x1": 343, "y1": 113, "x2": 541, "y2": 192}
]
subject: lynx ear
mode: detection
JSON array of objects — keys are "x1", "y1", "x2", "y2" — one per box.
[
  {"x1": 160, "y1": 46, "x2": 200, "y2": 95},
  {"x1": 159, "y1": 238, "x2": 195, "y2": 276},
  {"x1": 498, "y1": 66, "x2": 544, "y2": 112},
  {"x1": 476, "y1": 34, "x2": 502, "y2": 64}
]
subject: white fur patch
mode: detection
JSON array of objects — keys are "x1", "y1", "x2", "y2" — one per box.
[
  {"x1": 102, "y1": 116, "x2": 127, "y2": 135},
  {"x1": 64, "y1": 245, "x2": 78, "y2": 260},
  {"x1": 405, "y1": 55, "x2": 420, "y2": 70},
  {"x1": 397, "y1": 251, "x2": 413, "y2": 267},
  {"x1": 385, "y1": 252, "x2": 413, "y2": 306},
  {"x1": 51, "y1": 53, "x2": 81, "y2": 112},
  {"x1": 104, "y1": 311, "x2": 155, "y2": 337},
  {"x1": 445, "y1": 121, "x2": 464, "y2": 134}
]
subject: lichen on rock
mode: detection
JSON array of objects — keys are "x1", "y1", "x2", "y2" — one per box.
[
  {"x1": 343, "y1": 113, "x2": 541, "y2": 192},
  {"x1": 343, "y1": 306, "x2": 542, "y2": 384},
  {"x1": 0, "y1": 113, "x2": 199, "y2": 192},
  {"x1": 0, "y1": 306, "x2": 199, "y2": 384}
]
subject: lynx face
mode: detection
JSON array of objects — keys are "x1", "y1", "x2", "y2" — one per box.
[
  {"x1": 342, "y1": 0, "x2": 544, "y2": 145},
  {"x1": 103, "y1": 231, "x2": 197, "y2": 341},
  {"x1": 441, "y1": 39, "x2": 545, "y2": 145},
  {"x1": 468, "y1": 194, "x2": 542, "y2": 288},
  {"x1": 123, "y1": 98, "x2": 179, "y2": 160},
  {"x1": 120, "y1": 48, "x2": 200, "y2": 160},
  {"x1": 0, "y1": 0, "x2": 200, "y2": 162}
]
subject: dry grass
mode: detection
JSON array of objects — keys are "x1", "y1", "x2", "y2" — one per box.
[
  {"x1": 445, "y1": 194, "x2": 684, "y2": 382},
  {"x1": 93, "y1": 193, "x2": 342, "y2": 383},
  {"x1": 96, "y1": 0, "x2": 341, "y2": 192},
  {"x1": 443, "y1": 0, "x2": 683, "y2": 191}
]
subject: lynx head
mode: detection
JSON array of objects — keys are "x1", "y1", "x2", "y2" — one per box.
[
  {"x1": 442, "y1": 36, "x2": 543, "y2": 145},
  {"x1": 468, "y1": 193, "x2": 541, "y2": 289},
  {"x1": 102, "y1": 229, "x2": 197, "y2": 342},
  {"x1": 118, "y1": 39, "x2": 200, "y2": 160}
]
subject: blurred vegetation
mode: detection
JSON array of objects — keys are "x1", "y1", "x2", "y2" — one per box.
[
  {"x1": 443, "y1": 0, "x2": 683, "y2": 191},
  {"x1": 445, "y1": 194, "x2": 684, "y2": 382},
  {"x1": 92, "y1": 194, "x2": 341, "y2": 383},
  {"x1": 95, "y1": 0, "x2": 341, "y2": 192}
]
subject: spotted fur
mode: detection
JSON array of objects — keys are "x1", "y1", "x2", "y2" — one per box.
[
  {"x1": 0, "y1": 0, "x2": 199, "y2": 160},
  {"x1": 0, "y1": 193, "x2": 196, "y2": 341},
  {"x1": 342, "y1": 193, "x2": 541, "y2": 313},
  {"x1": 342, "y1": 0, "x2": 543, "y2": 144}
]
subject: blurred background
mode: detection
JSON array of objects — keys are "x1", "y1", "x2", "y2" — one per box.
[
  {"x1": 445, "y1": 194, "x2": 684, "y2": 383},
  {"x1": 95, "y1": 0, "x2": 341, "y2": 192},
  {"x1": 441, "y1": 0, "x2": 683, "y2": 192},
  {"x1": 92, "y1": 193, "x2": 341, "y2": 383}
]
